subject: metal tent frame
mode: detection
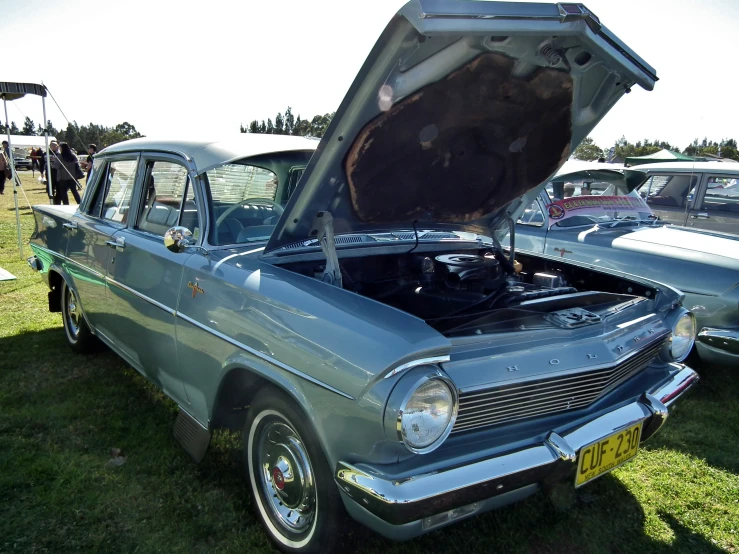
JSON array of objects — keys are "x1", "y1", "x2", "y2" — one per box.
[{"x1": 1, "y1": 82, "x2": 53, "y2": 259}]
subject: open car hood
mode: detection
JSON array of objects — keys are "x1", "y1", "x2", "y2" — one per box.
[{"x1": 266, "y1": 0, "x2": 657, "y2": 252}]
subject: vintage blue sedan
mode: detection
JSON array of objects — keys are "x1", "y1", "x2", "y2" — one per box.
[
  {"x1": 27, "y1": 1, "x2": 699, "y2": 552},
  {"x1": 513, "y1": 161, "x2": 739, "y2": 365}
]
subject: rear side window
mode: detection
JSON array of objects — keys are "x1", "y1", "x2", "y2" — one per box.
[
  {"x1": 701, "y1": 176, "x2": 739, "y2": 213},
  {"x1": 638, "y1": 174, "x2": 697, "y2": 208},
  {"x1": 87, "y1": 159, "x2": 139, "y2": 223}
]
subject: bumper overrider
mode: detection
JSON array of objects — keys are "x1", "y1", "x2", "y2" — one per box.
[{"x1": 336, "y1": 365, "x2": 698, "y2": 539}]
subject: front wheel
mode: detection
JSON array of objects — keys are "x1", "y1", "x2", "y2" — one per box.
[
  {"x1": 244, "y1": 389, "x2": 345, "y2": 553},
  {"x1": 61, "y1": 280, "x2": 97, "y2": 353}
]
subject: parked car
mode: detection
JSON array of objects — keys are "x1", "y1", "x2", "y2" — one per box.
[
  {"x1": 632, "y1": 161, "x2": 739, "y2": 235},
  {"x1": 27, "y1": 2, "x2": 699, "y2": 552},
  {"x1": 514, "y1": 161, "x2": 739, "y2": 365},
  {"x1": 11, "y1": 148, "x2": 32, "y2": 170}
]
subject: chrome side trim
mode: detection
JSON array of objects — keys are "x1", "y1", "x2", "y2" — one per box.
[
  {"x1": 336, "y1": 366, "x2": 699, "y2": 526},
  {"x1": 384, "y1": 355, "x2": 451, "y2": 379},
  {"x1": 106, "y1": 277, "x2": 176, "y2": 316},
  {"x1": 696, "y1": 327, "x2": 739, "y2": 356},
  {"x1": 617, "y1": 313, "x2": 657, "y2": 329},
  {"x1": 32, "y1": 246, "x2": 354, "y2": 401},
  {"x1": 176, "y1": 311, "x2": 355, "y2": 400},
  {"x1": 31, "y1": 244, "x2": 105, "y2": 280}
]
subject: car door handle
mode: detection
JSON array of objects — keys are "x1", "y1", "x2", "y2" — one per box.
[
  {"x1": 690, "y1": 213, "x2": 710, "y2": 219},
  {"x1": 63, "y1": 221, "x2": 78, "y2": 230},
  {"x1": 106, "y1": 238, "x2": 126, "y2": 249}
]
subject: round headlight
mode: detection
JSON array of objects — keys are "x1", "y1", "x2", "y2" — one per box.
[
  {"x1": 670, "y1": 312, "x2": 696, "y2": 362},
  {"x1": 398, "y1": 377, "x2": 458, "y2": 453}
]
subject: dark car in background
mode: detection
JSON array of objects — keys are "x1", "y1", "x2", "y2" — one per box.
[{"x1": 635, "y1": 161, "x2": 739, "y2": 235}]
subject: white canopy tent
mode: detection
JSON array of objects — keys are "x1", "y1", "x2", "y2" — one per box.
[
  {"x1": 5, "y1": 134, "x2": 58, "y2": 149},
  {"x1": 1, "y1": 82, "x2": 54, "y2": 259}
]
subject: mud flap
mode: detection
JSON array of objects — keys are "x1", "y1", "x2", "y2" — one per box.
[
  {"x1": 173, "y1": 409, "x2": 212, "y2": 463},
  {"x1": 48, "y1": 289, "x2": 61, "y2": 312}
]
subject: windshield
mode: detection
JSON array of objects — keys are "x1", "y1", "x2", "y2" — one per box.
[
  {"x1": 544, "y1": 176, "x2": 655, "y2": 228},
  {"x1": 205, "y1": 150, "x2": 313, "y2": 245}
]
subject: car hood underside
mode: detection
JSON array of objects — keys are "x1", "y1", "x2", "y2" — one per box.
[
  {"x1": 345, "y1": 52, "x2": 573, "y2": 224},
  {"x1": 266, "y1": 0, "x2": 658, "y2": 252}
]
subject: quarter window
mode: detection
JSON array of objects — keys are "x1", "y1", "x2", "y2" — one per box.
[{"x1": 518, "y1": 200, "x2": 544, "y2": 226}]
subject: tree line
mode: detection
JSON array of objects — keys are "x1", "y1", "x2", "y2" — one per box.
[
  {"x1": 0, "y1": 117, "x2": 144, "y2": 150},
  {"x1": 241, "y1": 107, "x2": 335, "y2": 138},
  {"x1": 574, "y1": 136, "x2": 739, "y2": 162}
]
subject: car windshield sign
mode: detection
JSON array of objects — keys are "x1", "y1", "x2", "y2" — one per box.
[{"x1": 546, "y1": 195, "x2": 653, "y2": 229}]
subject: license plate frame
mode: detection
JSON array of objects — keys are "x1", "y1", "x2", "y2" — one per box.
[{"x1": 575, "y1": 422, "x2": 643, "y2": 488}]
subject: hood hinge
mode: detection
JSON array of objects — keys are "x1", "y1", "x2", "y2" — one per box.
[{"x1": 311, "y1": 211, "x2": 343, "y2": 288}]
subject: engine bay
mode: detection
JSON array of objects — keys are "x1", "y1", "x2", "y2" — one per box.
[{"x1": 282, "y1": 247, "x2": 657, "y2": 336}]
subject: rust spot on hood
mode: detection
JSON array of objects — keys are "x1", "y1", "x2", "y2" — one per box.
[{"x1": 344, "y1": 53, "x2": 573, "y2": 224}]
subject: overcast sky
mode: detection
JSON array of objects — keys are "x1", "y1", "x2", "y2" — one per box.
[{"x1": 2, "y1": 0, "x2": 737, "y2": 150}]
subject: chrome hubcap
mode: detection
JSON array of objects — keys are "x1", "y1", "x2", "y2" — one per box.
[
  {"x1": 257, "y1": 421, "x2": 315, "y2": 534},
  {"x1": 66, "y1": 288, "x2": 80, "y2": 337}
]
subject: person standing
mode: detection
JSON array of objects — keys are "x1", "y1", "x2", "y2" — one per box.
[
  {"x1": 31, "y1": 147, "x2": 42, "y2": 176},
  {"x1": 52, "y1": 142, "x2": 82, "y2": 205},
  {"x1": 0, "y1": 141, "x2": 9, "y2": 196},
  {"x1": 85, "y1": 144, "x2": 97, "y2": 182},
  {"x1": 44, "y1": 141, "x2": 60, "y2": 199}
]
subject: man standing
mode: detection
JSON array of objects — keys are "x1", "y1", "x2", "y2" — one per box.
[
  {"x1": 85, "y1": 144, "x2": 97, "y2": 182},
  {"x1": 0, "y1": 140, "x2": 10, "y2": 195},
  {"x1": 44, "y1": 140, "x2": 60, "y2": 199}
]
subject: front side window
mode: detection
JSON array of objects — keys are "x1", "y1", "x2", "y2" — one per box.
[
  {"x1": 207, "y1": 164, "x2": 281, "y2": 245},
  {"x1": 136, "y1": 161, "x2": 200, "y2": 237},
  {"x1": 701, "y1": 175, "x2": 739, "y2": 213},
  {"x1": 87, "y1": 159, "x2": 138, "y2": 223}
]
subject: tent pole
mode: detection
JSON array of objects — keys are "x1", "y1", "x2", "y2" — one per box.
[
  {"x1": 3, "y1": 96, "x2": 24, "y2": 259},
  {"x1": 41, "y1": 93, "x2": 53, "y2": 202}
]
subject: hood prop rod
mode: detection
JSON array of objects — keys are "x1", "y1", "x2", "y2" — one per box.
[{"x1": 311, "y1": 211, "x2": 343, "y2": 288}]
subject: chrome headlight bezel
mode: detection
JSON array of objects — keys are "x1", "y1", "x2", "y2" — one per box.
[
  {"x1": 390, "y1": 369, "x2": 459, "y2": 454},
  {"x1": 664, "y1": 310, "x2": 697, "y2": 362}
]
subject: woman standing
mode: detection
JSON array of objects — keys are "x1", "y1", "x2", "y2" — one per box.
[{"x1": 53, "y1": 142, "x2": 82, "y2": 205}]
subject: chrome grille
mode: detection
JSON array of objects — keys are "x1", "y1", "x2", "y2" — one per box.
[{"x1": 452, "y1": 336, "x2": 668, "y2": 434}]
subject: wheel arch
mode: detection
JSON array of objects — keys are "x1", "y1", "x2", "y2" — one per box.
[
  {"x1": 47, "y1": 268, "x2": 64, "y2": 312},
  {"x1": 210, "y1": 360, "x2": 316, "y2": 434}
]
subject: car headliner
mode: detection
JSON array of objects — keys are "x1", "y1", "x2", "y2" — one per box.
[{"x1": 98, "y1": 135, "x2": 319, "y2": 174}]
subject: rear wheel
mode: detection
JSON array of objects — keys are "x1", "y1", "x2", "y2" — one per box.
[
  {"x1": 244, "y1": 389, "x2": 345, "y2": 553},
  {"x1": 61, "y1": 280, "x2": 97, "y2": 353}
]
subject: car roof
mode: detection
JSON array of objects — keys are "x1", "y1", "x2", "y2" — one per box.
[
  {"x1": 98, "y1": 134, "x2": 320, "y2": 174},
  {"x1": 633, "y1": 161, "x2": 739, "y2": 173}
]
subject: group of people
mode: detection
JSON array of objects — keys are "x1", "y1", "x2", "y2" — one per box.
[{"x1": 0, "y1": 139, "x2": 97, "y2": 204}]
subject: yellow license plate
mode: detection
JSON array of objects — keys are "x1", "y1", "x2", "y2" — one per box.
[{"x1": 575, "y1": 422, "x2": 643, "y2": 488}]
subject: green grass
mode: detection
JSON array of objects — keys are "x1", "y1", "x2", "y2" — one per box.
[{"x1": 1, "y1": 172, "x2": 737, "y2": 553}]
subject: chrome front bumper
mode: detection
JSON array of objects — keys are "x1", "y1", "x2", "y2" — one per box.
[
  {"x1": 336, "y1": 365, "x2": 698, "y2": 532},
  {"x1": 696, "y1": 327, "x2": 739, "y2": 363}
]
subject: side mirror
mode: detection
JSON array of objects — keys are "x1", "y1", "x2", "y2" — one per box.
[{"x1": 164, "y1": 226, "x2": 195, "y2": 253}]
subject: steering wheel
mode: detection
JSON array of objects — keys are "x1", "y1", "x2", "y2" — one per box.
[{"x1": 216, "y1": 198, "x2": 284, "y2": 227}]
